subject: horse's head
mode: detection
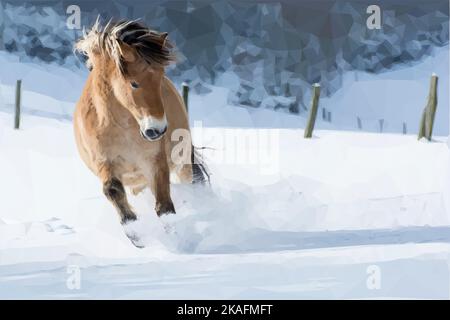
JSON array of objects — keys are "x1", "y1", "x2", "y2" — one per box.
[
  {"x1": 113, "y1": 34, "x2": 172, "y2": 141},
  {"x1": 76, "y1": 19, "x2": 175, "y2": 141}
]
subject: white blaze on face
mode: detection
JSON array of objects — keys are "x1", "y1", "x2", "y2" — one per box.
[{"x1": 139, "y1": 114, "x2": 168, "y2": 140}]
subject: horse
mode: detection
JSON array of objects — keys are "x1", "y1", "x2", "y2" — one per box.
[{"x1": 73, "y1": 19, "x2": 205, "y2": 240}]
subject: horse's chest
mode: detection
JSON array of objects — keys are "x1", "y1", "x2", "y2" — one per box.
[
  {"x1": 103, "y1": 127, "x2": 160, "y2": 180},
  {"x1": 104, "y1": 129, "x2": 156, "y2": 163}
]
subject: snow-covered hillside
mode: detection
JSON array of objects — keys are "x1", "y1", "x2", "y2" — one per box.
[{"x1": 1, "y1": 108, "x2": 450, "y2": 299}]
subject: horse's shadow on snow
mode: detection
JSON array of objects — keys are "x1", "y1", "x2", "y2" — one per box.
[{"x1": 195, "y1": 225, "x2": 450, "y2": 254}]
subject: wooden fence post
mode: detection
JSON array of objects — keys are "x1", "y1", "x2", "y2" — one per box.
[
  {"x1": 379, "y1": 119, "x2": 384, "y2": 133},
  {"x1": 418, "y1": 73, "x2": 438, "y2": 141},
  {"x1": 304, "y1": 83, "x2": 321, "y2": 138},
  {"x1": 357, "y1": 117, "x2": 362, "y2": 130},
  {"x1": 14, "y1": 80, "x2": 22, "y2": 129},
  {"x1": 182, "y1": 82, "x2": 189, "y2": 113}
]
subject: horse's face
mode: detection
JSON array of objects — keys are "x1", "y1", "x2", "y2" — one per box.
[{"x1": 112, "y1": 44, "x2": 167, "y2": 141}]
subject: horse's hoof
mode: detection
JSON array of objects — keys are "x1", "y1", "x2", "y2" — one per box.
[
  {"x1": 157, "y1": 209, "x2": 176, "y2": 217},
  {"x1": 156, "y1": 202, "x2": 176, "y2": 217},
  {"x1": 122, "y1": 220, "x2": 145, "y2": 248},
  {"x1": 127, "y1": 233, "x2": 145, "y2": 248},
  {"x1": 129, "y1": 236, "x2": 145, "y2": 248},
  {"x1": 120, "y1": 214, "x2": 137, "y2": 225}
]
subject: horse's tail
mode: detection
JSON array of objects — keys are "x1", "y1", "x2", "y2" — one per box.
[{"x1": 191, "y1": 145, "x2": 210, "y2": 184}]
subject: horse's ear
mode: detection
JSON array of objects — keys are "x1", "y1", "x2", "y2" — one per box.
[{"x1": 158, "y1": 32, "x2": 168, "y2": 47}]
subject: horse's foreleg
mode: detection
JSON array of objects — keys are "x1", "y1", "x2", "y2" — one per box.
[
  {"x1": 103, "y1": 177, "x2": 137, "y2": 224},
  {"x1": 148, "y1": 155, "x2": 175, "y2": 216}
]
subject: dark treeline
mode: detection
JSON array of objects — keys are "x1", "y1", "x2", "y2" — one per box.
[{"x1": 0, "y1": 0, "x2": 448, "y2": 112}]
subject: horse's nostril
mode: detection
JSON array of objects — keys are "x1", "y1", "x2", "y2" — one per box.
[
  {"x1": 145, "y1": 128, "x2": 159, "y2": 139},
  {"x1": 143, "y1": 127, "x2": 167, "y2": 141}
]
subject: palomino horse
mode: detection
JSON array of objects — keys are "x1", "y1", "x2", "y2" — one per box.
[{"x1": 74, "y1": 20, "x2": 204, "y2": 237}]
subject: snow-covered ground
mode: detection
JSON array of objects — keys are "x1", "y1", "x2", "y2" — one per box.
[
  {"x1": 1, "y1": 45, "x2": 450, "y2": 299},
  {"x1": 1, "y1": 109, "x2": 450, "y2": 299}
]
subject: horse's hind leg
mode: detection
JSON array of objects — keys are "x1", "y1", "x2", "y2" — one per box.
[
  {"x1": 170, "y1": 146, "x2": 207, "y2": 184},
  {"x1": 175, "y1": 163, "x2": 193, "y2": 184},
  {"x1": 103, "y1": 177, "x2": 137, "y2": 224}
]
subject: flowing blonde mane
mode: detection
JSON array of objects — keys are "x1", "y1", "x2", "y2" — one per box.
[{"x1": 75, "y1": 18, "x2": 174, "y2": 73}]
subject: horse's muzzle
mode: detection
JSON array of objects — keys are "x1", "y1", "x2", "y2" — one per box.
[{"x1": 141, "y1": 126, "x2": 167, "y2": 141}]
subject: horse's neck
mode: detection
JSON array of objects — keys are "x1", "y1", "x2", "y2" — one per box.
[{"x1": 92, "y1": 75, "x2": 135, "y2": 130}]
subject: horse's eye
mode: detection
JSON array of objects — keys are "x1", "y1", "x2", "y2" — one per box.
[{"x1": 130, "y1": 81, "x2": 140, "y2": 89}]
